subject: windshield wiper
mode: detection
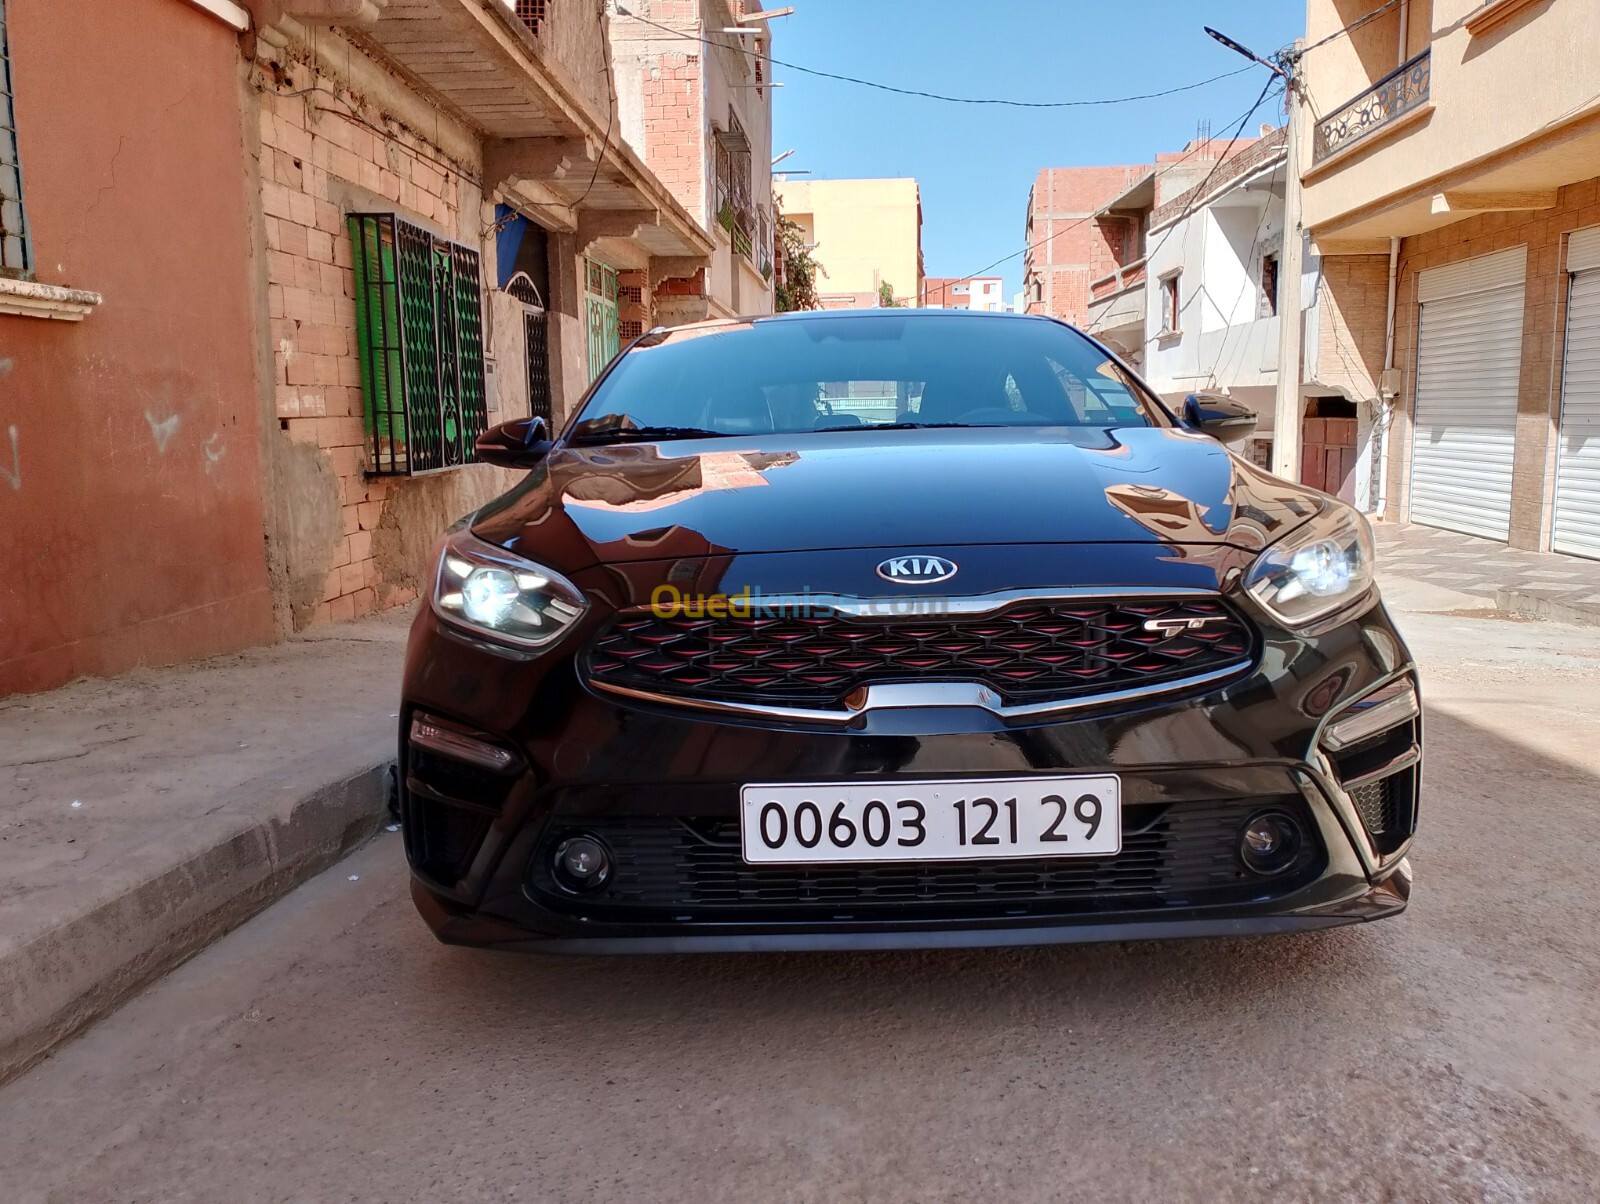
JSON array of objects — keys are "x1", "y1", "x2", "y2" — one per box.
[
  {"x1": 570, "y1": 424, "x2": 725, "y2": 445},
  {"x1": 829, "y1": 421, "x2": 978, "y2": 431}
]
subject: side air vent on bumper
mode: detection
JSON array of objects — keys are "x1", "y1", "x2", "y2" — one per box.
[
  {"x1": 1321, "y1": 677, "x2": 1421, "y2": 857},
  {"x1": 403, "y1": 712, "x2": 522, "y2": 887}
]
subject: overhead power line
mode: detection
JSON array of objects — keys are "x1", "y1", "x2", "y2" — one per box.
[
  {"x1": 1137, "y1": 76, "x2": 1282, "y2": 274},
  {"x1": 946, "y1": 78, "x2": 1281, "y2": 290},
  {"x1": 1296, "y1": 0, "x2": 1403, "y2": 58},
  {"x1": 614, "y1": 5, "x2": 1255, "y2": 109}
]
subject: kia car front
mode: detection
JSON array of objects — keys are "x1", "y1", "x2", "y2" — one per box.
[{"x1": 400, "y1": 310, "x2": 1418, "y2": 952}]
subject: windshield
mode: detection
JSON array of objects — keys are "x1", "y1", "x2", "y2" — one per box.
[{"x1": 567, "y1": 313, "x2": 1165, "y2": 443}]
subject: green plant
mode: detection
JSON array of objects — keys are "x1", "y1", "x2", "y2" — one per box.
[
  {"x1": 878, "y1": 281, "x2": 905, "y2": 308},
  {"x1": 774, "y1": 215, "x2": 820, "y2": 312}
]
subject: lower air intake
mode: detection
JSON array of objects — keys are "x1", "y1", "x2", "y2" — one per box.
[{"x1": 527, "y1": 797, "x2": 1322, "y2": 922}]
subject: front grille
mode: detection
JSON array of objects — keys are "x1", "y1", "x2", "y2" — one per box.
[
  {"x1": 526, "y1": 798, "x2": 1321, "y2": 922},
  {"x1": 586, "y1": 597, "x2": 1253, "y2": 709}
]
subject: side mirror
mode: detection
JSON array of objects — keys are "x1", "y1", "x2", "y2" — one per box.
[
  {"x1": 1181, "y1": 392, "x2": 1257, "y2": 444},
  {"x1": 475, "y1": 416, "x2": 553, "y2": 468}
]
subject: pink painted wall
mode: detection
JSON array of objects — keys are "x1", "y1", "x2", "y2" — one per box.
[{"x1": 0, "y1": 0, "x2": 274, "y2": 694}]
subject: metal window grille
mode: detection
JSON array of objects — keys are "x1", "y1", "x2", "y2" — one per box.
[
  {"x1": 584, "y1": 257, "x2": 620, "y2": 382},
  {"x1": 714, "y1": 138, "x2": 733, "y2": 226},
  {"x1": 348, "y1": 213, "x2": 489, "y2": 475},
  {"x1": 0, "y1": 0, "x2": 32, "y2": 276},
  {"x1": 524, "y1": 308, "x2": 552, "y2": 423},
  {"x1": 512, "y1": 0, "x2": 546, "y2": 36}
]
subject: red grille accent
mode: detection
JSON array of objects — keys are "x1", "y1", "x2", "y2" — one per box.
[{"x1": 587, "y1": 598, "x2": 1253, "y2": 709}]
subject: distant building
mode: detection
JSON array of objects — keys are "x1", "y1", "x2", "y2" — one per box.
[
  {"x1": 1070, "y1": 125, "x2": 1381, "y2": 499},
  {"x1": 1020, "y1": 166, "x2": 1148, "y2": 326},
  {"x1": 1083, "y1": 130, "x2": 1296, "y2": 478},
  {"x1": 609, "y1": 0, "x2": 777, "y2": 323},
  {"x1": 921, "y1": 276, "x2": 1005, "y2": 311},
  {"x1": 773, "y1": 177, "x2": 923, "y2": 308}
]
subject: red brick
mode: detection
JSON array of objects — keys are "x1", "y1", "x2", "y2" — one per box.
[{"x1": 339, "y1": 561, "x2": 367, "y2": 596}]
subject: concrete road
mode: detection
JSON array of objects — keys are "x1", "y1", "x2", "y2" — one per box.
[{"x1": 4, "y1": 588, "x2": 1600, "y2": 1203}]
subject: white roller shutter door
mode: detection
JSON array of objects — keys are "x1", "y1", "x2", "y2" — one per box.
[
  {"x1": 1552, "y1": 227, "x2": 1600, "y2": 559},
  {"x1": 1409, "y1": 246, "x2": 1526, "y2": 541}
]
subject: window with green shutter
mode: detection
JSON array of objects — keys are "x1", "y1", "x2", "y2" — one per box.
[
  {"x1": 584, "y1": 257, "x2": 620, "y2": 382},
  {"x1": 0, "y1": 0, "x2": 33, "y2": 277},
  {"x1": 348, "y1": 213, "x2": 489, "y2": 475}
]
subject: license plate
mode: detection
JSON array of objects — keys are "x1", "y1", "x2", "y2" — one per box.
[{"x1": 740, "y1": 776, "x2": 1122, "y2": 865}]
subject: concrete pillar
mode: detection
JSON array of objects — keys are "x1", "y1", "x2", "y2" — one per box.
[{"x1": 547, "y1": 231, "x2": 589, "y2": 425}]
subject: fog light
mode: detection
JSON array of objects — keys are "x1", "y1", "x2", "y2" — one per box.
[
  {"x1": 1239, "y1": 811, "x2": 1303, "y2": 875},
  {"x1": 554, "y1": 834, "x2": 612, "y2": 892}
]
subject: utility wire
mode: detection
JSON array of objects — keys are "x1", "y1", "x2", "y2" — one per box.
[
  {"x1": 948, "y1": 79, "x2": 1280, "y2": 291},
  {"x1": 1129, "y1": 77, "x2": 1282, "y2": 278},
  {"x1": 1294, "y1": 0, "x2": 1403, "y2": 59},
  {"x1": 1207, "y1": 158, "x2": 1285, "y2": 386},
  {"x1": 615, "y1": 5, "x2": 1254, "y2": 109}
]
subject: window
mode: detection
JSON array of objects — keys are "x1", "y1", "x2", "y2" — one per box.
[
  {"x1": 510, "y1": 0, "x2": 546, "y2": 36},
  {"x1": 1160, "y1": 272, "x2": 1181, "y2": 336},
  {"x1": 714, "y1": 113, "x2": 754, "y2": 261},
  {"x1": 584, "y1": 257, "x2": 620, "y2": 382},
  {"x1": 1261, "y1": 253, "x2": 1280, "y2": 317},
  {"x1": 0, "y1": 0, "x2": 32, "y2": 276},
  {"x1": 348, "y1": 213, "x2": 489, "y2": 476},
  {"x1": 569, "y1": 313, "x2": 1166, "y2": 440}
]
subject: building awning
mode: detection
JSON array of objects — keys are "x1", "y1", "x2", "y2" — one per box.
[
  {"x1": 1096, "y1": 170, "x2": 1155, "y2": 218},
  {"x1": 354, "y1": 0, "x2": 713, "y2": 260}
]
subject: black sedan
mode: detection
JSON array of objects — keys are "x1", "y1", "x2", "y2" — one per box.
[{"x1": 400, "y1": 310, "x2": 1419, "y2": 952}]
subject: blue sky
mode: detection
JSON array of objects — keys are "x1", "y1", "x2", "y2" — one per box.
[{"x1": 769, "y1": 0, "x2": 1307, "y2": 299}]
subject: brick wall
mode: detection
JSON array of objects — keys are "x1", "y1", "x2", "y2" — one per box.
[
  {"x1": 1024, "y1": 166, "x2": 1145, "y2": 327},
  {"x1": 639, "y1": 52, "x2": 705, "y2": 221},
  {"x1": 1386, "y1": 174, "x2": 1600, "y2": 548},
  {"x1": 1312, "y1": 253, "x2": 1389, "y2": 401},
  {"x1": 251, "y1": 50, "x2": 515, "y2": 627}
]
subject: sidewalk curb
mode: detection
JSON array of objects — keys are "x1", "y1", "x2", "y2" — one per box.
[
  {"x1": 1494, "y1": 588, "x2": 1600, "y2": 628},
  {"x1": 0, "y1": 758, "x2": 394, "y2": 1086}
]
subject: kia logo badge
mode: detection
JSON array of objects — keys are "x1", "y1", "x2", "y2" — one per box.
[{"x1": 876, "y1": 555, "x2": 958, "y2": 585}]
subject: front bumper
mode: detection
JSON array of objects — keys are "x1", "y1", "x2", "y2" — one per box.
[{"x1": 398, "y1": 593, "x2": 1420, "y2": 953}]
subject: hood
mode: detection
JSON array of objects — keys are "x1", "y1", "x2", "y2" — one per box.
[{"x1": 469, "y1": 427, "x2": 1324, "y2": 569}]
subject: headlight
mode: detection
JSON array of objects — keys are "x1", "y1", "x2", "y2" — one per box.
[
  {"x1": 1244, "y1": 505, "x2": 1375, "y2": 628},
  {"x1": 431, "y1": 528, "x2": 587, "y2": 649}
]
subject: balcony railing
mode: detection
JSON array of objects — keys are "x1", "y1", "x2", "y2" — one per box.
[
  {"x1": 1312, "y1": 50, "x2": 1430, "y2": 164},
  {"x1": 1090, "y1": 258, "x2": 1148, "y2": 302}
]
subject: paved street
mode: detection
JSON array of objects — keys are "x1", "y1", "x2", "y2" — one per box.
[
  {"x1": 4, "y1": 582, "x2": 1600, "y2": 1202},
  {"x1": 1374, "y1": 524, "x2": 1600, "y2": 626}
]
